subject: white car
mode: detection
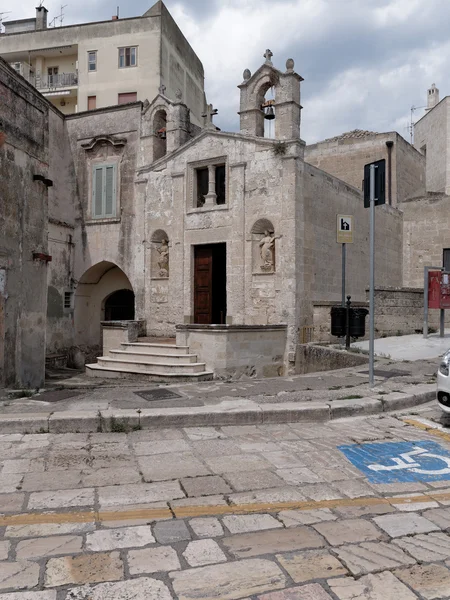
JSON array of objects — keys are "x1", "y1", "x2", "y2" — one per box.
[{"x1": 438, "y1": 350, "x2": 450, "y2": 412}]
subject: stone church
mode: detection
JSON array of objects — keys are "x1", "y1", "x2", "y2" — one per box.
[{"x1": 1, "y1": 50, "x2": 407, "y2": 388}]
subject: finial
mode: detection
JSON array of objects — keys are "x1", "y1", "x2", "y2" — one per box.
[
  {"x1": 243, "y1": 68, "x2": 251, "y2": 81},
  {"x1": 159, "y1": 84, "x2": 166, "y2": 96},
  {"x1": 175, "y1": 88, "x2": 183, "y2": 101},
  {"x1": 202, "y1": 104, "x2": 218, "y2": 130},
  {"x1": 264, "y1": 49, "x2": 273, "y2": 65},
  {"x1": 285, "y1": 58, "x2": 294, "y2": 72}
]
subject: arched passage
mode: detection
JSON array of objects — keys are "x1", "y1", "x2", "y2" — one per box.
[{"x1": 74, "y1": 261, "x2": 134, "y2": 347}]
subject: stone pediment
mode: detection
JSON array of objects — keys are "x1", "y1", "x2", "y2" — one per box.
[{"x1": 81, "y1": 135, "x2": 127, "y2": 151}]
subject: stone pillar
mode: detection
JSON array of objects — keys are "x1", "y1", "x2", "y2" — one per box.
[
  {"x1": 34, "y1": 56, "x2": 44, "y2": 88},
  {"x1": 229, "y1": 162, "x2": 247, "y2": 323},
  {"x1": 204, "y1": 165, "x2": 217, "y2": 206},
  {"x1": 101, "y1": 321, "x2": 140, "y2": 357},
  {"x1": 166, "y1": 103, "x2": 190, "y2": 154}
]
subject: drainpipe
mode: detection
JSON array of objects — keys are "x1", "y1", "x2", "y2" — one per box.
[{"x1": 386, "y1": 140, "x2": 394, "y2": 205}]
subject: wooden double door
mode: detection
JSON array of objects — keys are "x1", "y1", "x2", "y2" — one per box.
[{"x1": 194, "y1": 244, "x2": 227, "y2": 324}]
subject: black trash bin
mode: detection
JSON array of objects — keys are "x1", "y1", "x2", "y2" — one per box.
[
  {"x1": 349, "y1": 308, "x2": 369, "y2": 338},
  {"x1": 330, "y1": 306, "x2": 347, "y2": 337}
]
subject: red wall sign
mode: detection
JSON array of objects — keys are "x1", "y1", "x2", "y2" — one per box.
[{"x1": 428, "y1": 271, "x2": 450, "y2": 309}]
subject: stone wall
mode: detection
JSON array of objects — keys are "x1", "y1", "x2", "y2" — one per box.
[
  {"x1": 296, "y1": 344, "x2": 368, "y2": 375},
  {"x1": 414, "y1": 99, "x2": 449, "y2": 194},
  {"x1": 0, "y1": 59, "x2": 51, "y2": 388},
  {"x1": 305, "y1": 132, "x2": 425, "y2": 205},
  {"x1": 401, "y1": 192, "x2": 450, "y2": 288}
]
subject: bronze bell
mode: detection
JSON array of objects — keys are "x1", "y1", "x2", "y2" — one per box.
[{"x1": 264, "y1": 105, "x2": 275, "y2": 120}]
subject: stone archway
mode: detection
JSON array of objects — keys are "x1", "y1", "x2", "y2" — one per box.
[{"x1": 74, "y1": 261, "x2": 133, "y2": 347}]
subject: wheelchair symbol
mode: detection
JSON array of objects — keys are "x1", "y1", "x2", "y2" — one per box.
[{"x1": 368, "y1": 446, "x2": 450, "y2": 476}]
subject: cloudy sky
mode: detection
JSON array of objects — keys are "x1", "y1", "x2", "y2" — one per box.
[{"x1": 5, "y1": 0, "x2": 448, "y2": 143}]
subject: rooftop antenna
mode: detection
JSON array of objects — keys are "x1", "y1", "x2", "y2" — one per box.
[
  {"x1": 51, "y1": 4, "x2": 67, "y2": 27},
  {"x1": 409, "y1": 104, "x2": 426, "y2": 144}
]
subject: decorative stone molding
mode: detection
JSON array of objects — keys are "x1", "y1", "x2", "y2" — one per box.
[{"x1": 81, "y1": 135, "x2": 127, "y2": 151}]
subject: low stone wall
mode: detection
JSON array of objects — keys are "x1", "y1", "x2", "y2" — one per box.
[
  {"x1": 313, "y1": 301, "x2": 369, "y2": 342},
  {"x1": 296, "y1": 343, "x2": 368, "y2": 374},
  {"x1": 101, "y1": 320, "x2": 142, "y2": 357},
  {"x1": 176, "y1": 324, "x2": 287, "y2": 379}
]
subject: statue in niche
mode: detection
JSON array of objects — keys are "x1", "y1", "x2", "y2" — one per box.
[
  {"x1": 259, "y1": 230, "x2": 275, "y2": 271},
  {"x1": 157, "y1": 239, "x2": 169, "y2": 277}
]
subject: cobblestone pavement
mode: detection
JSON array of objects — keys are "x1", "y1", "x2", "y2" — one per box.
[{"x1": 3, "y1": 409, "x2": 450, "y2": 598}]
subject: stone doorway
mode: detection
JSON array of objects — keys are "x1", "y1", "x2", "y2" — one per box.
[
  {"x1": 104, "y1": 289, "x2": 135, "y2": 321},
  {"x1": 194, "y1": 243, "x2": 227, "y2": 324}
]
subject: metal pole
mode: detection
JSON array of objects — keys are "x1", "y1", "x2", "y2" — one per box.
[
  {"x1": 424, "y1": 266, "x2": 429, "y2": 339},
  {"x1": 440, "y1": 309, "x2": 445, "y2": 338},
  {"x1": 369, "y1": 164, "x2": 375, "y2": 388},
  {"x1": 346, "y1": 295, "x2": 351, "y2": 350},
  {"x1": 342, "y1": 243, "x2": 346, "y2": 307}
]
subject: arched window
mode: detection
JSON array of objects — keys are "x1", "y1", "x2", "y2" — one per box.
[{"x1": 153, "y1": 109, "x2": 167, "y2": 161}]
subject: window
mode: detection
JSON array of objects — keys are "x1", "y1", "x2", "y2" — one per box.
[
  {"x1": 193, "y1": 162, "x2": 227, "y2": 208},
  {"x1": 47, "y1": 66, "x2": 58, "y2": 86},
  {"x1": 118, "y1": 92, "x2": 137, "y2": 105},
  {"x1": 87, "y1": 95, "x2": 96, "y2": 110},
  {"x1": 88, "y1": 51, "x2": 97, "y2": 72},
  {"x1": 444, "y1": 249, "x2": 450, "y2": 272},
  {"x1": 92, "y1": 164, "x2": 117, "y2": 218},
  {"x1": 64, "y1": 291, "x2": 74, "y2": 310},
  {"x1": 119, "y1": 46, "x2": 137, "y2": 68}
]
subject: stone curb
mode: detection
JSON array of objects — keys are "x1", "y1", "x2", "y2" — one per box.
[{"x1": 0, "y1": 389, "x2": 436, "y2": 434}]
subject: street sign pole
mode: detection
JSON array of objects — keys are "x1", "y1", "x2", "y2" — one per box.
[
  {"x1": 342, "y1": 243, "x2": 346, "y2": 307},
  {"x1": 369, "y1": 164, "x2": 376, "y2": 388}
]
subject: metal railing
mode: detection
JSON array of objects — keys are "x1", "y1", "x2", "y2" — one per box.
[{"x1": 36, "y1": 72, "x2": 78, "y2": 89}]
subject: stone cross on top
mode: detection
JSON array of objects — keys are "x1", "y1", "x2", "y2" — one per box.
[
  {"x1": 202, "y1": 104, "x2": 218, "y2": 129},
  {"x1": 264, "y1": 49, "x2": 273, "y2": 65},
  {"x1": 158, "y1": 84, "x2": 166, "y2": 96}
]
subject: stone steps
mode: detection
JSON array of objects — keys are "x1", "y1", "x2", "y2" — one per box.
[
  {"x1": 96, "y1": 356, "x2": 206, "y2": 374},
  {"x1": 85, "y1": 363, "x2": 214, "y2": 382},
  {"x1": 121, "y1": 342, "x2": 190, "y2": 355},
  {"x1": 109, "y1": 350, "x2": 198, "y2": 364}
]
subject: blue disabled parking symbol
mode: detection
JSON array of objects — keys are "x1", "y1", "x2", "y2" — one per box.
[{"x1": 339, "y1": 440, "x2": 450, "y2": 484}]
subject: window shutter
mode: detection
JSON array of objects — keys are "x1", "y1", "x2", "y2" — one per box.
[
  {"x1": 94, "y1": 167, "x2": 103, "y2": 217},
  {"x1": 104, "y1": 165, "x2": 115, "y2": 216}
]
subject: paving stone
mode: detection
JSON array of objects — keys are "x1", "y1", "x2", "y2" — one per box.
[
  {"x1": 153, "y1": 520, "x2": 191, "y2": 543},
  {"x1": 170, "y1": 558, "x2": 287, "y2": 600},
  {"x1": 236, "y1": 441, "x2": 280, "y2": 453},
  {"x1": 312, "y1": 466, "x2": 362, "y2": 482},
  {"x1": 220, "y1": 425, "x2": 261, "y2": 436},
  {"x1": 392, "y1": 499, "x2": 438, "y2": 512},
  {"x1": 16, "y1": 535, "x2": 82, "y2": 559},
  {"x1": 100, "y1": 502, "x2": 170, "y2": 527},
  {"x1": 0, "y1": 593, "x2": 57, "y2": 599},
  {"x1": 183, "y1": 539, "x2": 227, "y2": 567},
  {"x1": 278, "y1": 509, "x2": 337, "y2": 527},
  {"x1": 223, "y1": 514, "x2": 283, "y2": 534},
  {"x1": 299, "y1": 484, "x2": 344, "y2": 502},
  {"x1": 395, "y1": 563, "x2": 450, "y2": 600},
  {"x1": 228, "y1": 487, "x2": 307, "y2": 505},
  {"x1": 0, "y1": 493, "x2": 24, "y2": 512},
  {"x1": 0, "y1": 541, "x2": 10, "y2": 560},
  {"x1": 171, "y1": 495, "x2": 228, "y2": 509},
  {"x1": 224, "y1": 470, "x2": 286, "y2": 492},
  {"x1": 257, "y1": 583, "x2": 334, "y2": 599},
  {"x1": 328, "y1": 571, "x2": 418, "y2": 600},
  {"x1": 276, "y1": 468, "x2": 323, "y2": 485},
  {"x1": 393, "y1": 532, "x2": 450, "y2": 561},
  {"x1": 45, "y1": 552, "x2": 123, "y2": 587},
  {"x1": 139, "y1": 452, "x2": 210, "y2": 481},
  {"x1": 64, "y1": 577, "x2": 173, "y2": 599},
  {"x1": 313, "y1": 519, "x2": 382, "y2": 545},
  {"x1": 0, "y1": 474, "x2": 23, "y2": 493},
  {"x1": 128, "y1": 546, "x2": 181, "y2": 575},
  {"x1": 334, "y1": 541, "x2": 415, "y2": 576},
  {"x1": 28, "y1": 488, "x2": 95, "y2": 510},
  {"x1": 189, "y1": 517, "x2": 224, "y2": 538},
  {"x1": 262, "y1": 451, "x2": 306, "y2": 469},
  {"x1": 98, "y1": 481, "x2": 184, "y2": 508},
  {"x1": 181, "y1": 475, "x2": 232, "y2": 497},
  {"x1": 133, "y1": 439, "x2": 191, "y2": 455},
  {"x1": 277, "y1": 549, "x2": 347, "y2": 582},
  {"x1": 279, "y1": 440, "x2": 317, "y2": 453},
  {"x1": 204, "y1": 454, "x2": 271, "y2": 474},
  {"x1": 21, "y1": 471, "x2": 83, "y2": 492},
  {"x1": 373, "y1": 513, "x2": 439, "y2": 537},
  {"x1": 422, "y1": 506, "x2": 450, "y2": 529},
  {"x1": 0, "y1": 561, "x2": 40, "y2": 591},
  {"x1": 223, "y1": 527, "x2": 325, "y2": 558},
  {"x1": 130, "y1": 428, "x2": 185, "y2": 441},
  {"x1": 334, "y1": 504, "x2": 395, "y2": 518},
  {"x1": 81, "y1": 467, "x2": 142, "y2": 487},
  {"x1": 183, "y1": 427, "x2": 227, "y2": 440},
  {"x1": 46, "y1": 450, "x2": 90, "y2": 471},
  {"x1": 330, "y1": 479, "x2": 376, "y2": 499},
  {"x1": 2, "y1": 459, "x2": 44, "y2": 474},
  {"x1": 368, "y1": 481, "x2": 428, "y2": 493},
  {"x1": 86, "y1": 526, "x2": 155, "y2": 551},
  {"x1": 5, "y1": 521, "x2": 95, "y2": 538}
]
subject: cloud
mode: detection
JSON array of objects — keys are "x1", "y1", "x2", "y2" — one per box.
[{"x1": 4, "y1": 0, "x2": 450, "y2": 144}]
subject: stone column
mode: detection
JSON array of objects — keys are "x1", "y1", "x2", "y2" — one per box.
[{"x1": 204, "y1": 165, "x2": 217, "y2": 206}]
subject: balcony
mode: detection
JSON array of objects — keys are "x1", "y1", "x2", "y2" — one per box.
[
  {"x1": 9, "y1": 61, "x2": 35, "y2": 85},
  {"x1": 36, "y1": 72, "x2": 78, "y2": 90}
]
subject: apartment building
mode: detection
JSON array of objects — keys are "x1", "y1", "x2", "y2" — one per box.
[{"x1": 0, "y1": 1, "x2": 205, "y2": 122}]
